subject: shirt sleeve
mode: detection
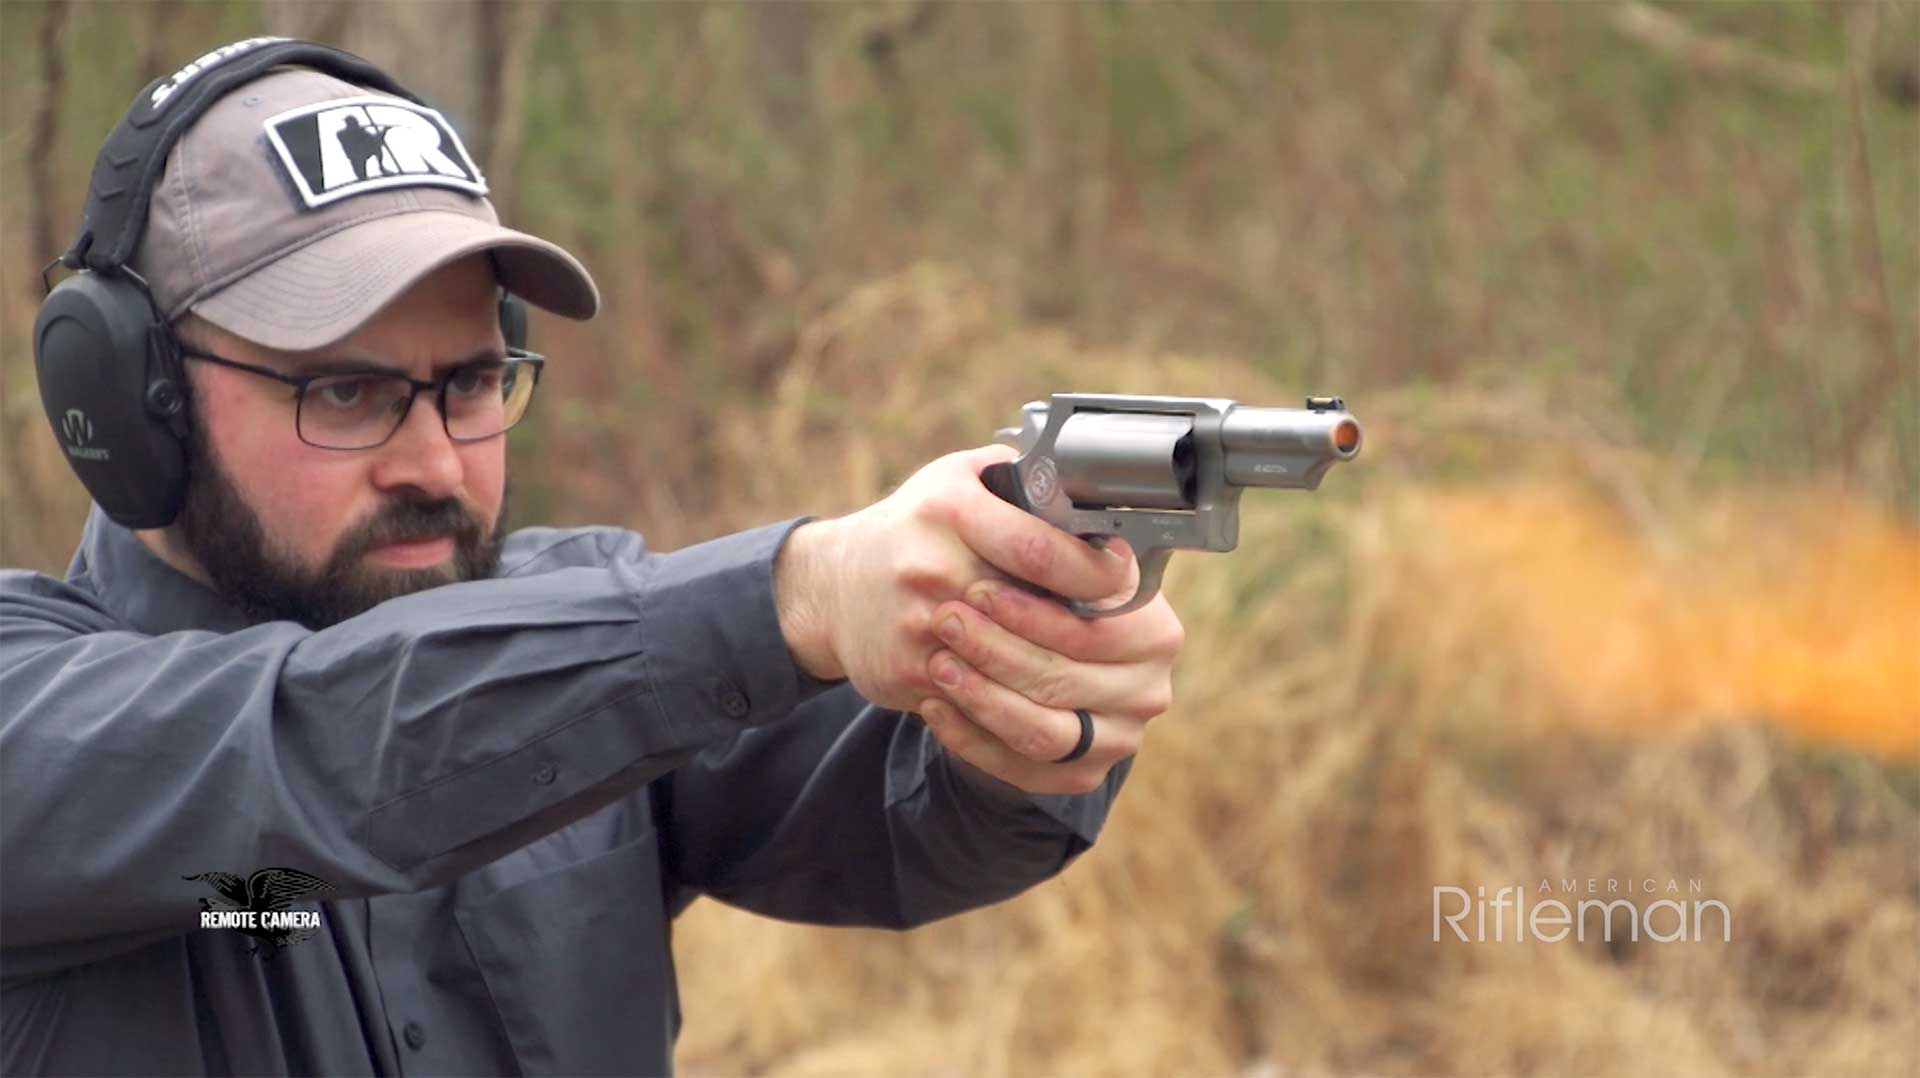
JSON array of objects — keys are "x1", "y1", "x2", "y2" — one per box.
[
  {"x1": 0, "y1": 520, "x2": 826, "y2": 979},
  {"x1": 653, "y1": 683, "x2": 1132, "y2": 929}
]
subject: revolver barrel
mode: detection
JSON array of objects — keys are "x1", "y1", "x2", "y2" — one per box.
[{"x1": 1220, "y1": 400, "x2": 1363, "y2": 490}]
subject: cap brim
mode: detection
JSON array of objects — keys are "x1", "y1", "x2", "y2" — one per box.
[{"x1": 188, "y1": 210, "x2": 599, "y2": 351}]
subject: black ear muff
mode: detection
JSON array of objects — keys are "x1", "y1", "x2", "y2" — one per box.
[
  {"x1": 34, "y1": 38, "x2": 426, "y2": 532},
  {"x1": 33, "y1": 272, "x2": 190, "y2": 529},
  {"x1": 499, "y1": 291, "x2": 529, "y2": 352}
]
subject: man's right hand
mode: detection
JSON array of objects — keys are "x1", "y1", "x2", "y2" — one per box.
[{"x1": 772, "y1": 445, "x2": 1137, "y2": 711}]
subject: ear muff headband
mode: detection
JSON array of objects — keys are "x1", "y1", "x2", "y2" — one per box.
[
  {"x1": 65, "y1": 37, "x2": 423, "y2": 274},
  {"x1": 499, "y1": 292, "x2": 529, "y2": 352}
]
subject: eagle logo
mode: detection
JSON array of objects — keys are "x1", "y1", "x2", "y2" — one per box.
[{"x1": 184, "y1": 867, "x2": 335, "y2": 956}]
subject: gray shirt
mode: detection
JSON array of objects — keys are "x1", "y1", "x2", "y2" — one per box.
[{"x1": 0, "y1": 508, "x2": 1127, "y2": 1076}]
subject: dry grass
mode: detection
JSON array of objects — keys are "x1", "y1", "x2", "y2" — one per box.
[
  {"x1": 2, "y1": 7, "x2": 1915, "y2": 1075},
  {"x1": 666, "y1": 263, "x2": 1918, "y2": 1078}
]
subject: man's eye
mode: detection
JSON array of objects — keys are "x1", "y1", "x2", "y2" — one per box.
[
  {"x1": 449, "y1": 365, "x2": 503, "y2": 397},
  {"x1": 314, "y1": 378, "x2": 374, "y2": 409}
]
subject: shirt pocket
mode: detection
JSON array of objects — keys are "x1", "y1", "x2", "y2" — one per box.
[{"x1": 455, "y1": 831, "x2": 678, "y2": 1076}]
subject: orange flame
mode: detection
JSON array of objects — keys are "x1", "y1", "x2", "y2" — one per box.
[{"x1": 1412, "y1": 484, "x2": 1920, "y2": 757}]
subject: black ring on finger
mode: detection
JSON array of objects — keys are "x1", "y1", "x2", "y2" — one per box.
[{"x1": 1054, "y1": 708, "x2": 1095, "y2": 764}]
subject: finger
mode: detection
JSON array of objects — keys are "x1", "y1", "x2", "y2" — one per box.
[
  {"x1": 959, "y1": 579, "x2": 1185, "y2": 666},
  {"x1": 926, "y1": 648, "x2": 1138, "y2": 763},
  {"x1": 916, "y1": 698, "x2": 1052, "y2": 791},
  {"x1": 930, "y1": 599, "x2": 1165, "y2": 717},
  {"x1": 917, "y1": 699, "x2": 1112, "y2": 797},
  {"x1": 950, "y1": 451, "x2": 1134, "y2": 602},
  {"x1": 1084, "y1": 535, "x2": 1143, "y2": 610}
]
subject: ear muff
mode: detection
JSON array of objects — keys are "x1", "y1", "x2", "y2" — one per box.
[
  {"x1": 32, "y1": 278, "x2": 535, "y2": 533},
  {"x1": 33, "y1": 270, "x2": 190, "y2": 529},
  {"x1": 35, "y1": 38, "x2": 427, "y2": 532},
  {"x1": 34, "y1": 284, "x2": 532, "y2": 531}
]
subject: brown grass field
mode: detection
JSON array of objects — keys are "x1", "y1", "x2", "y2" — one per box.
[
  {"x1": 3, "y1": 3, "x2": 1916, "y2": 1076},
  {"x1": 659, "y1": 265, "x2": 1918, "y2": 1078}
]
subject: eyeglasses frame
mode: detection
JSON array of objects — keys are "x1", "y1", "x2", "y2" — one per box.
[{"x1": 176, "y1": 346, "x2": 546, "y2": 450}]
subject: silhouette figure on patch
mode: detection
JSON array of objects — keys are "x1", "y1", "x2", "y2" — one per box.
[{"x1": 335, "y1": 115, "x2": 397, "y2": 181}]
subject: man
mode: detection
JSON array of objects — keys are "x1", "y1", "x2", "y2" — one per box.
[{"x1": 0, "y1": 49, "x2": 1182, "y2": 1077}]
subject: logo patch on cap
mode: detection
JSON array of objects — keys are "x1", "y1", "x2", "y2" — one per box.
[{"x1": 262, "y1": 96, "x2": 487, "y2": 209}]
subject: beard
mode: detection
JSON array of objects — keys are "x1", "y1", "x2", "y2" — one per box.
[{"x1": 175, "y1": 421, "x2": 506, "y2": 630}]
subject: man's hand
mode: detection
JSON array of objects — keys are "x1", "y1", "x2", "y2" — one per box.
[
  {"x1": 774, "y1": 445, "x2": 1184, "y2": 794},
  {"x1": 917, "y1": 578, "x2": 1182, "y2": 794}
]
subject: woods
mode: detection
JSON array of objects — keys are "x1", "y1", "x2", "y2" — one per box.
[{"x1": 2, "y1": 3, "x2": 1916, "y2": 1075}]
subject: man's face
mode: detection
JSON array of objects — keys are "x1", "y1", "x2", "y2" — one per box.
[{"x1": 169, "y1": 255, "x2": 510, "y2": 629}]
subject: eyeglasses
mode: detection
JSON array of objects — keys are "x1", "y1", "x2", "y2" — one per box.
[{"x1": 177, "y1": 348, "x2": 545, "y2": 450}]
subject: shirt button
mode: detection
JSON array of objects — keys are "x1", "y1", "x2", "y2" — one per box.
[
  {"x1": 402, "y1": 1021, "x2": 426, "y2": 1051},
  {"x1": 720, "y1": 690, "x2": 750, "y2": 719},
  {"x1": 532, "y1": 762, "x2": 558, "y2": 785}
]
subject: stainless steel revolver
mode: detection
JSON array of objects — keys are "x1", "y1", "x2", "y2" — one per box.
[{"x1": 982, "y1": 393, "x2": 1362, "y2": 616}]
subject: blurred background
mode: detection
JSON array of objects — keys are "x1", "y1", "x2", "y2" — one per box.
[{"x1": 3, "y1": 2, "x2": 1916, "y2": 1075}]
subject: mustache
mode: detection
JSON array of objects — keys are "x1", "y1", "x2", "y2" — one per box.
[{"x1": 327, "y1": 496, "x2": 487, "y2": 570}]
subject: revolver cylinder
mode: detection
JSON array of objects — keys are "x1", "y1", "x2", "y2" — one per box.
[{"x1": 1054, "y1": 412, "x2": 1197, "y2": 510}]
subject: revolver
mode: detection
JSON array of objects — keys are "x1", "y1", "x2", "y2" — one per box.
[{"x1": 982, "y1": 393, "x2": 1362, "y2": 617}]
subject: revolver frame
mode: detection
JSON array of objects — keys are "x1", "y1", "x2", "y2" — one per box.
[{"x1": 985, "y1": 392, "x2": 1358, "y2": 617}]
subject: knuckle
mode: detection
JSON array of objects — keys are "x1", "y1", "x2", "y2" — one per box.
[
  {"x1": 981, "y1": 584, "x2": 1033, "y2": 634},
  {"x1": 1075, "y1": 618, "x2": 1121, "y2": 661},
  {"x1": 1060, "y1": 621, "x2": 1105, "y2": 663},
  {"x1": 893, "y1": 551, "x2": 955, "y2": 596},
  {"x1": 894, "y1": 606, "x2": 932, "y2": 643},
  {"x1": 1054, "y1": 622, "x2": 1107, "y2": 665},
  {"x1": 1060, "y1": 768, "x2": 1106, "y2": 795},
  {"x1": 1012, "y1": 723, "x2": 1064, "y2": 762},
  {"x1": 1028, "y1": 654, "x2": 1076, "y2": 708},
  {"x1": 1159, "y1": 609, "x2": 1187, "y2": 655},
  {"x1": 935, "y1": 448, "x2": 976, "y2": 474},
  {"x1": 912, "y1": 490, "x2": 959, "y2": 532},
  {"x1": 924, "y1": 704, "x2": 972, "y2": 749},
  {"x1": 892, "y1": 653, "x2": 933, "y2": 696},
  {"x1": 1134, "y1": 685, "x2": 1173, "y2": 720},
  {"x1": 1109, "y1": 725, "x2": 1145, "y2": 758},
  {"x1": 944, "y1": 598, "x2": 986, "y2": 641}
]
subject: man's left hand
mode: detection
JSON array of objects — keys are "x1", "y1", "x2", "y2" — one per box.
[{"x1": 916, "y1": 556, "x2": 1184, "y2": 796}]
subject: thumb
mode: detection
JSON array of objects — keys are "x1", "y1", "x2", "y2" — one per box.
[{"x1": 948, "y1": 443, "x2": 1021, "y2": 476}]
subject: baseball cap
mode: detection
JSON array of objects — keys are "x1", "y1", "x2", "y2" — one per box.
[{"x1": 130, "y1": 67, "x2": 599, "y2": 351}]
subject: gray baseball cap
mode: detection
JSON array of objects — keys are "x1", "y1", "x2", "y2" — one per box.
[{"x1": 131, "y1": 67, "x2": 598, "y2": 350}]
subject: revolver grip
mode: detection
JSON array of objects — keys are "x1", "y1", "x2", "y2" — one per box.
[
  {"x1": 980, "y1": 460, "x2": 1032, "y2": 513},
  {"x1": 982, "y1": 457, "x2": 1167, "y2": 618}
]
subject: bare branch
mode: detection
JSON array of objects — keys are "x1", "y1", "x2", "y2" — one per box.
[
  {"x1": 26, "y1": 1, "x2": 70, "y2": 273},
  {"x1": 1610, "y1": 2, "x2": 1834, "y2": 96},
  {"x1": 1834, "y1": 2, "x2": 1910, "y2": 480},
  {"x1": 475, "y1": 0, "x2": 550, "y2": 212}
]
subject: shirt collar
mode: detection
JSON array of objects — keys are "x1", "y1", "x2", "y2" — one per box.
[{"x1": 68, "y1": 505, "x2": 255, "y2": 635}]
